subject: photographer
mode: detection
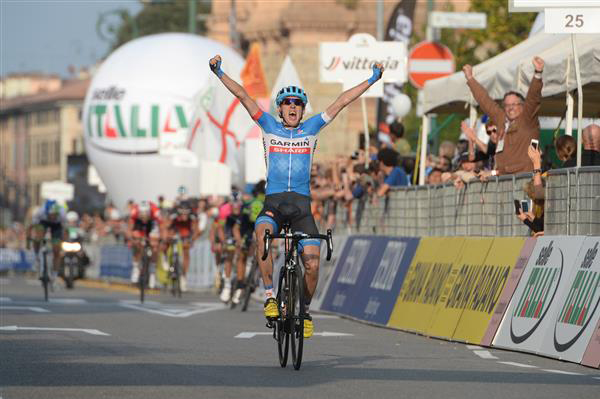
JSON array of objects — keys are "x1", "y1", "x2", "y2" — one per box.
[{"x1": 515, "y1": 143, "x2": 546, "y2": 237}]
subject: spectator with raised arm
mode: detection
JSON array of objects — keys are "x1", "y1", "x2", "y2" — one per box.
[{"x1": 463, "y1": 57, "x2": 544, "y2": 177}]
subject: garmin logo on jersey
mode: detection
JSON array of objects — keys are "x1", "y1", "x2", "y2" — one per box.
[
  {"x1": 325, "y1": 56, "x2": 400, "y2": 71},
  {"x1": 270, "y1": 139, "x2": 310, "y2": 147}
]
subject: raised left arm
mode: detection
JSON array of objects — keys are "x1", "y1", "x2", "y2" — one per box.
[{"x1": 325, "y1": 63, "x2": 384, "y2": 121}]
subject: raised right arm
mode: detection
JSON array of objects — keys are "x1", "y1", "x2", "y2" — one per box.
[
  {"x1": 209, "y1": 55, "x2": 260, "y2": 117},
  {"x1": 463, "y1": 65, "x2": 505, "y2": 128}
]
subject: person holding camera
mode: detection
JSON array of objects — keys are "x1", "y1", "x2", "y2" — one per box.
[{"x1": 463, "y1": 57, "x2": 544, "y2": 178}]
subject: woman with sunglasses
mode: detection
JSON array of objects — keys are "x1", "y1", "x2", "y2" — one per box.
[{"x1": 209, "y1": 54, "x2": 384, "y2": 338}]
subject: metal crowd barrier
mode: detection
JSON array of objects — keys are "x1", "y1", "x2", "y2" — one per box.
[{"x1": 335, "y1": 167, "x2": 600, "y2": 237}]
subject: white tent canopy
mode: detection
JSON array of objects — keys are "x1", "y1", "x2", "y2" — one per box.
[{"x1": 422, "y1": 33, "x2": 600, "y2": 117}]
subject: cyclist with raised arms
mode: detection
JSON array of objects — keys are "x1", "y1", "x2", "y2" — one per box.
[{"x1": 209, "y1": 54, "x2": 384, "y2": 338}]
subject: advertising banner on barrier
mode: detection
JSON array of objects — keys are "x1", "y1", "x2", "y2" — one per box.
[
  {"x1": 320, "y1": 236, "x2": 382, "y2": 316},
  {"x1": 347, "y1": 237, "x2": 419, "y2": 325},
  {"x1": 453, "y1": 237, "x2": 527, "y2": 344},
  {"x1": 426, "y1": 237, "x2": 495, "y2": 340},
  {"x1": 99, "y1": 245, "x2": 132, "y2": 280},
  {"x1": 387, "y1": 237, "x2": 466, "y2": 333},
  {"x1": 311, "y1": 235, "x2": 349, "y2": 312},
  {"x1": 540, "y1": 237, "x2": 600, "y2": 363},
  {"x1": 187, "y1": 240, "x2": 217, "y2": 289},
  {"x1": 480, "y1": 237, "x2": 535, "y2": 346},
  {"x1": 0, "y1": 249, "x2": 35, "y2": 272},
  {"x1": 493, "y1": 236, "x2": 585, "y2": 354},
  {"x1": 582, "y1": 319, "x2": 600, "y2": 368}
]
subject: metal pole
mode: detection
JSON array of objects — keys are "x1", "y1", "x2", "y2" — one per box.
[
  {"x1": 188, "y1": 0, "x2": 197, "y2": 34},
  {"x1": 419, "y1": 115, "x2": 429, "y2": 185},
  {"x1": 361, "y1": 97, "x2": 370, "y2": 169},
  {"x1": 571, "y1": 34, "x2": 583, "y2": 167},
  {"x1": 229, "y1": 0, "x2": 241, "y2": 52},
  {"x1": 376, "y1": 0, "x2": 384, "y2": 41}
]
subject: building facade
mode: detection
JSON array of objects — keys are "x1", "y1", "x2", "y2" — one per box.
[
  {"x1": 0, "y1": 77, "x2": 89, "y2": 224},
  {"x1": 206, "y1": 0, "x2": 468, "y2": 161}
]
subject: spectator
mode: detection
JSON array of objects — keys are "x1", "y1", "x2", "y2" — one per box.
[
  {"x1": 438, "y1": 140, "x2": 456, "y2": 162},
  {"x1": 461, "y1": 121, "x2": 497, "y2": 170},
  {"x1": 376, "y1": 148, "x2": 409, "y2": 198},
  {"x1": 555, "y1": 135, "x2": 577, "y2": 168},
  {"x1": 463, "y1": 57, "x2": 544, "y2": 176},
  {"x1": 389, "y1": 121, "x2": 412, "y2": 157},
  {"x1": 427, "y1": 168, "x2": 444, "y2": 184},
  {"x1": 582, "y1": 124, "x2": 600, "y2": 166}
]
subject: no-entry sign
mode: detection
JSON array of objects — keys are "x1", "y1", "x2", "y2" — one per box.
[{"x1": 408, "y1": 41, "x2": 455, "y2": 89}]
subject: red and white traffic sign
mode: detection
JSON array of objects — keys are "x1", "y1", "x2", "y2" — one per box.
[{"x1": 408, "y1": 41, "x2": 455, "y2": 89}]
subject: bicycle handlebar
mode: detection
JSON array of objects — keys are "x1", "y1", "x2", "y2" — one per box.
[{"x1": 261, "y1": 229, "x2": 333, "y2": 261}]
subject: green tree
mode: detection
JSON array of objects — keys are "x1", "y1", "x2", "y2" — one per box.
[{"x1": 98, "y1": 1, "x2": 211, "y2": 53}]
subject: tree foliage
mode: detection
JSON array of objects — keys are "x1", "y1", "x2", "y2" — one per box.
[{"x1": 99, "y1": 1, "x2": 211, "y2": 53}]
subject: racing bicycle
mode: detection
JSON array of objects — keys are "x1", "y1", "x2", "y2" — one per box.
[
  {"x1": 167, "y1": 234, "x2": 184, "y2": 298},
  {"x1": 262, "y1": 204, "x2": 332, "y2": 370}
]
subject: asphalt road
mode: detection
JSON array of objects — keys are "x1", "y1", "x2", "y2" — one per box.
[{"x1": 1, "y1": 275, "x2": 599, "y2": 399}]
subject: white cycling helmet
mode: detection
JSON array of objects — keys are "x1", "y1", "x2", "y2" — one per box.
[
  {"x1": 66, "y1": 211, "x2": 79, "y2": 223},
  {"x1": 138, "y1": 201, "x2": 151, "y2": 216}
]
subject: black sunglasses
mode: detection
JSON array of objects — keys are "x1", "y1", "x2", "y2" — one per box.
[{"x1": 282, "y1": 98, "x2": 304, "y2": 106}]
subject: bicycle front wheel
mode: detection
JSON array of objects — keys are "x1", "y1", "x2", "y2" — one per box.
[
  {"x1": 41, "y1": 252, "x2": 49, "y2": 302},
  {"x1": 140, "y1": 257, "x2": 149, "y2": 304},
  {"x1": 276, "y1": 268, "x2": 289, "y2": 367},
  {"x1": 290, "y1": 264, "x2": 305, "y2": 370}
]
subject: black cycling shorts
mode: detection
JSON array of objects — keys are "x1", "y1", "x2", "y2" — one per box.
[{"x1": 255, "y1": 192, "x2": 320, "y2": 248}]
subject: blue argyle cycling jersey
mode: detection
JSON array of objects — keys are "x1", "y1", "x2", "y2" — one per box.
[{"x1": 252, "y1": 109, "x2": 332, "y2": 196}]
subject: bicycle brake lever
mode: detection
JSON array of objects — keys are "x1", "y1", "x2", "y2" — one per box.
[
  {"x1": 326, "y1": 229, "x2": 333, "y2": 261},
  {"x1": 261, "y1": 230, "x2": 270, "y2": 261}
]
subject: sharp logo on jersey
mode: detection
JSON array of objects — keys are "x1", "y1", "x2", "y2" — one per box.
[
  {"x1": 270, "y1": 146, "x2": 311, "y2": 154},
  {"x1": 269, "y1": 139, "x2": 310, "y2": 147}
]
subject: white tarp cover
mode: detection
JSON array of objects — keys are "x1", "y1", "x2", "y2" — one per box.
[{"x1": 422, "y1": 33, "x2": 600, "y2": 117}]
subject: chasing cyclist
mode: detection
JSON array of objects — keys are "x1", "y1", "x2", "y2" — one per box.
[
  {"x1": 29, "y1": 199, "x2": 66, "y2": 278},
  {"x1": 128, "y1": 200, "x2": 162, "y2": 289},
  {"x1": 165, "y1": 198, "x2": 198, "y2": 292},
  {"x1": 209, "y1": 54, "x2": 384, "y2": 338}
]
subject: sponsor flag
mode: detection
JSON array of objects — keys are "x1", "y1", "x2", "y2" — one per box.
[{"x1": 241, "y1": 43, "x2": 269, "y2": 99}]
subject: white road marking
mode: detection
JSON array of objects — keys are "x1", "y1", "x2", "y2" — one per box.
[
  {"x1": 542, "y1": 369, "x2": 583, "y2": 376},
  {"x1": 474, "y1": 350, "x2": 498, "y2": 360},
  {"x1": 0, "y1": 325, "x2": 110, "y2": 336},
  {"x1": 119, "y1": 300, "x2": 225, "y2": 318},
  {"x1": 0, "y1": 297, "x2": 12, "y2": 302},
  {"x1": 467, "y1": 345, "x2": 483, "y2": 350},
  {"x1": 48, "y1": 298, "x2": 88, "y2": 304},
  {"x1": 312, "y1": 314, "x2": 340, "y2": 319},
  {"x1": 498, "y1": 361, "x2": 538, "y2": 369},
  {"x1": 235, "y1": 331, "x2": 354, "y2": 338},
  {"x1": 1, "y1": 306, "x2": 50, "y2": 313},
  {"x1": 235, "y1": 332, "x2": 271, "y2": 338},
  {"x1": 0, "y1": 278, "x2": 10, "y2": 285},
  {"x1": 593, "y1": 377, "x2": 600, "y2": 380}
]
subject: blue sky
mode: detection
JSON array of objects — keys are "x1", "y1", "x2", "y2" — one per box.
[{"x1": 1, "y1": 0, "x2": 142, "y2": 77}]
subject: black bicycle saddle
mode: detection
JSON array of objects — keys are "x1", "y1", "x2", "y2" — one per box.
[{"x1": 278, "y1": 203, "x2": 301, "y2": 220}]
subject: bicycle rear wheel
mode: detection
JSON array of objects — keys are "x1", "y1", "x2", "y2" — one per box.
[
  {"x1": 290, "y1": 263, "x2": 305, "y2": 370},
  {"x1": 276, "y1": 269, "x2": 289, "y2": 367}
]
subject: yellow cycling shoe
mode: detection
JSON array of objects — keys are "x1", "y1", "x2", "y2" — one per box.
[
  {"x1": 264, "y1": 298, "x2": 279, "y2": 318},
  {"x1": 303, "y1": 314, "x2": 314, "y2": 339}
]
